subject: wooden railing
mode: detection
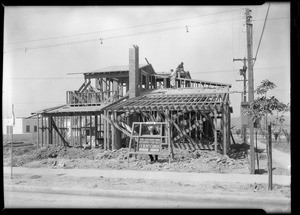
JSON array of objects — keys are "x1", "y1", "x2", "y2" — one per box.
[{"x1": 66, "y1": 90, "x2": 121, "y2": 105}]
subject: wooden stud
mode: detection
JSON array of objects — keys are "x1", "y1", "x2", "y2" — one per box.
[
  {"x1": 48, "y1": 117, "x2": 52, "y2": 145},
  {"x1": 37, "y1": 114, "x2": 40, "y2": 148},
  {"x1": 41, "y1": 116, "x2": 44, "y2": 147},
  {"x1": 90, "y1": 115, "x2": 92, "y2": 147},
  {"x1": 111, "y1": 113, "x2": 115, "y2": 151},
  {"x1": 223, "y1": 107, "x2": 227, "y2": 155},
  {"x1": 214, "y1": 109, "x2": 218, "y2": 152},
  {"x1": 95, "y1": 115, "x2": 98, "y2": 148},
  {"x1": 70, "y1": 116, "x2": 73, "y2": 146},
  {"x1": 104, "y1": 111, "x2": 107, "y2": 150},
  {"x1": 80, "y1": 116, "x2": 82, "y2": 146}
]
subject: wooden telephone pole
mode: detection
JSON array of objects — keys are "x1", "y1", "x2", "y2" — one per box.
[
  {"x1": 245, "y1": 8, "x2": 256, "y2": 174},
  {"x1": 233, "y1": 57, "x2": 247, "y2": 145}
]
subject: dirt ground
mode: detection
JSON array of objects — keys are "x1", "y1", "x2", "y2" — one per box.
[
  {"x1": 3, "y1": 144, "x2": 250, "y2": 173},
  {"x1": 3, "y1": 141, "x2": 289, "y2": 175},
  {"x1": 3, "y1": 142, "x2": 291, "y2": 200},
  {"x1": 3, "y1": 171, "x2": 290, "y2": 199}
]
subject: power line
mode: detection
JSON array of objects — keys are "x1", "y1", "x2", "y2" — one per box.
[
  {"x1": 5, "y1": 8, "x2": 243, "y2": 45},
  {"x1": 4, "y1": 17, "x2": 243, "y2": 53},
  {"x1": 3, "y1": 77, "x2": 82, "y2": 80},
  {"x1": 3, "y1": 16, "x2": 288, "y2": 54},
  {"x1": 9, "y1": 102, "x2": 65, "y2": 104},
  {"x1": 253, "y1": 3, "x2": 271, "y2": 67}
]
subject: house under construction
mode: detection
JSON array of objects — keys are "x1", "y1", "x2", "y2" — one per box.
[{"x1": 32, "y1": 45, "x2": 233, "y2": 155}]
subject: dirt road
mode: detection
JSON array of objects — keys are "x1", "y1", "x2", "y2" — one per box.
[{"x1": 4, "y1": 190, "x2": 290, "y2": 212}]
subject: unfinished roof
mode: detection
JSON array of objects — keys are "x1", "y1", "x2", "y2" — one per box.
[
  {"x1": 32, "y1": 104, "x2": 108, "y2": 116},
  {"x1": 86, "y1": 64, "x2": 146, "y2": 73},
  {"x1": 107, "y1": 89, "x2": 229, "y2": 113},
  {"x1": 82, "y1": 64, "x2": 156, "y2": 79}
]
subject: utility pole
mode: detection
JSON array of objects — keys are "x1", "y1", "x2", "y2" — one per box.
[
  {"x1": 233, "y1": 57, "x2": 247, "y2": 144},
  {"x1": 245, "y1": 8, "x2": 256, "y2": 174}
]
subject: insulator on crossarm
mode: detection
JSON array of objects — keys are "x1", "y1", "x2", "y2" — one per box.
[{"x1": 185, "y1": 25, "x2": 189, "y2": 33}]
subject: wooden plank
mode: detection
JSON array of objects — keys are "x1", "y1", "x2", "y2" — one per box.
[
  {"x1": 48, "y1": 117, "x2": 52, "y2": 145},
  {"x1": 37, "y1": 114, "x2": 40, "y2": 148},
  {"x1": 80, "y1": 116, "x2": 82, "y2": 146},
  {"x1": 223, "y1": 107, "x2": 227, "y2": 155},
  {"x1": 95, "y1": 115, "x2": 98, "y2": 147},
  {"x1": 104, "y1": 111, "x2": 107, "y2": 150},
  {"x1": 214, "y1": 109, "x2": 218, "y2": 152}
]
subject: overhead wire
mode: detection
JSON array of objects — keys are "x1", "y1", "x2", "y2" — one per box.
[
  {"x1": 5, "y1": 8, "x2": 243, "y2": 45},
  {"x1": 253, "y1": 3, "x2": 271, "y2": 67},
  {"x1": 3, "y1": 16, "x2": 243, "y2": 53},
  {"x1": 3, "y1": 16, "x2": 288, "y2": 54}
]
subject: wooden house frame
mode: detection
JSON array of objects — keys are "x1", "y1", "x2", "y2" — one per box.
[{"x1": 32, "y1": 45, "x2": 233, "y2": 155}]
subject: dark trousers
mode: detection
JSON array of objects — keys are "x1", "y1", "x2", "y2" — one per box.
[{"x1": 149, "y1": 154, "x2": 158, "y2": 161}]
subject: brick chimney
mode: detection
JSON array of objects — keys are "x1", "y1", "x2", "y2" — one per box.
[{"x1": 129, "y1": 45, "x2": 140, "y2": 98}]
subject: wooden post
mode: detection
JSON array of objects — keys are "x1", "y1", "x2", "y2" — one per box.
[
  {"x1": 90, "y1": 115, "x2": 92, "y2": 147},
  {"x1": 80, "y1": 116, "x2": 82, "y2": 146},
  {"x1": 53, "y1": 118, "x2": 56, "y2": 146},
  {"x1": 111, "y1": 113, "x2": 115, "y2": 151},
  {"x1": 85, "y1": 116, "x2": 87, "y2": 145},
  {"x1": 255, "y1": 130, "x2": 259, "y2": 171},
  {"x1": 48, "y1": 117, "x2": 52, "y2": 145},
  {"x1": 37, "y1": 114, "x2": 40, "y2": 148},
  {"x1": 104, "y1": 111, "x2": 107, "y2": 150},
  {"x1": 70, "y1": 116, "x2": 73, "y2": 146},
  {"x1": 222, "y1": 108, "x2": 227, "y2": 155},
  {"x1": 95, "y1": 115, "x2": 98, "y2": 148},
  {"x1": 267, "y1": 124, "x2": 273, "y2": 190},
  {"x1": 214, "y1": 109, "x2": 218, "y2": 152},
  {"x1": 41, "y1": 116, "x2": 44, "y2": 147},
  {"x1": 227, "y1": 107, "x2": 231, "y2": 150},
  {"x1": 146, "y1": 75, "x2": 149, "y2": 90},
  {"x1": 246, "y1": 8, "x2": 255, "y2": 175},
  {"x1": 199, "y1": 114, "x2": 203, "y2": 140}
]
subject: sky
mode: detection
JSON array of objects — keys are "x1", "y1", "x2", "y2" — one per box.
[{"x1": 3, "y1": 3, "x2": 290, "y2": 118}]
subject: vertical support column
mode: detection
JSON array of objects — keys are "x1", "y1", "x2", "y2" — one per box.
[
  {"x1": 76, "y1": 116, "x2": 78, "y2": 146},
  {"x1": 53, "y1": 117, "x2": 56, "y2": 146},
  {"x1": 214, "y1": 109, "x2": 218, "y2": 152},
  {"x1": 111, "y1": 113, "x2": 115, "y2": 151},
  {"x1": 246, "y1": 8, "x2": 255, "y2": 174},
  {"x1": 95, "y1": 115, "x2": 98, "y2": 147},
  {"x1": 41, "y1": 116, "x2": 44, "y2": 147},
  {"x1": 37, "y1": 114, "x2": 40, "y2": 148},
  {"x1": 79, "y1": 116, "x2": 82, "y2": 146},
  {"x1": 48, "y1": 116, "x2": 53, "y2": 145},
  {"x1": 90, "y1": 115, "x2": 92, "y2": 147},
  {"x1": 70, "y1": 116, "x2": 73, "y2": 146},
  {"x1": 223, "y1": 107, "x2": 227, "y2": 155},
  {"x1": 84, "y1": 116, "x2": 86, "y2": 145},
  {"x1": 199, "y1": 114, "x2": 203, "y2": 140},
  {"x1": 227, "y1": 108, "x2": 231, "y2": 151},
  {"x1": 145, "y1": 75, "x2": 149, "y2": 90},
  {"x1": 103, "y1": 111, "x2": 107, "y2": 150},
  {"x1": 113, "y1": 80, "x2": 119, "y2": 101}
]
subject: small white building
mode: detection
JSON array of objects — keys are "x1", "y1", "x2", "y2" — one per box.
[{"x1": 2, "y1": 117, "x2": 37, "y2": 134}]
